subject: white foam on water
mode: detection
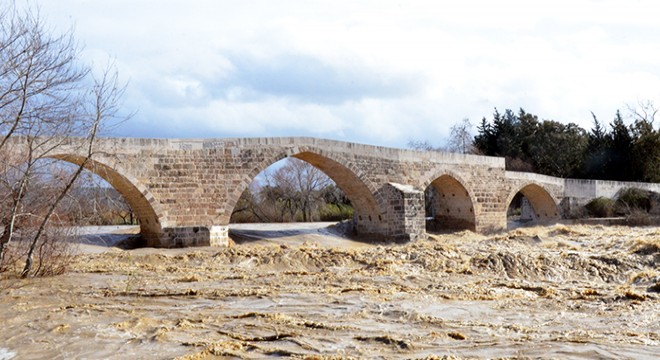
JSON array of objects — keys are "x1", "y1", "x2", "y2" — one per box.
[{"x1": 0, "y1": 348, "x2": 16, "y2": 360}]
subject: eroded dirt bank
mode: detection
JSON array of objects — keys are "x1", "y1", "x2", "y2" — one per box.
[{"x1": 1, "y1": 224, "x2": 659, "y2": 359}]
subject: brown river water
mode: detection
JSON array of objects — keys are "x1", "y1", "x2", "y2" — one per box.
[{"x1": 0, "y1": 223, "x2": 658, "y2": 359}]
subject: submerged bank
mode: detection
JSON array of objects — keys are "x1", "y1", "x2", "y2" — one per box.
[{"x1": 0, "y1": 224, "x2": 658, "y2": 359}]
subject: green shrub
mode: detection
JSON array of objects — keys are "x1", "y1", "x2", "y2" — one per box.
[
  {"x1": 319, "y1": 204, "x2": 354, "y2": 221},
  {"x1": 616, "y1": 188, "x2": 651, "y2": 214},
  {"x1": 507, "y1": 207, "x2": 521, "y2": 217},
  {"x1": 584, "y1": 197, "x2": 615, "y2": 218}
]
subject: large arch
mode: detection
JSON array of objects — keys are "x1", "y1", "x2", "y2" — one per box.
[
  {"x1": 49, "y1": 154, "x2": 166, "y2": 245},
  {"x1": 292, "y1": 151, "x2": 380, "y2": 217},
  {"x1": 424, "y1": 173, "x2": 476, "y2": 231},
  {"x1": 506, "y1": 182, "x2": 560, "y2": 224},
  {"x1": 225, "y1": 149, "x2": 382, "y2": 236}
]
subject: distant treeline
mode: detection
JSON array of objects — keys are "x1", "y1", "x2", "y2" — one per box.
[{"x1": 473, "y1": 107, "x2": 660, "y2": 182}]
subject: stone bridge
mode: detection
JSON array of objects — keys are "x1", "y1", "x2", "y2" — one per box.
[{"x1": 8, "y1": 136, "x2": 660, "y2": 247}]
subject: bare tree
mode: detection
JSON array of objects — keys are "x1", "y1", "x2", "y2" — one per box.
[
  {"x1": 447, "y1": 118, "x2": 475, "y2": 154},
  {"x1": 230, "y1": 182, "x2": 271, "y2": 223},
  {"x1": 0, "y1": 4, "x2": 126, "y2": 277},
  {"x1": 260, "y1": 158, "x2": 333, "y2": 222},
  {"x1": 407, "y1": 139, "x2": 443, "y2": 152},
  {"x1": 627, "y1": 99, "x2": 658, "y2": 126},
  {"x1": 408, "y1": 118, "x2": 474, "y2": 154}
]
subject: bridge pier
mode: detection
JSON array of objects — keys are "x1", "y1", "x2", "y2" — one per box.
[
  {"x1": 381, "y1": 183, "x2": 426, "y2": 242},
  {"x1": 156, "y1": 225, "x2": 230, "y2": 248}
]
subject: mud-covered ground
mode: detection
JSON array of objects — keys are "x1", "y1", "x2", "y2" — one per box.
[{"x1": 1, "y1": 223, "x2": 659, "y2": 359}]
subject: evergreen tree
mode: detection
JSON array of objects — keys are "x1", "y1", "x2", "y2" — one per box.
[
  {"x1": 472, "y1": 105, "x2": 659, "y2": 182},
  {"x1": 473, "y1": 116, "x2": 496, "y2": 155},
  {"x1": 583, "y1": 113, "x2": 609, "y2": 178},
  {"x1": 630, "y1": 116, "x2": 660, "y2": 182},
  {"x1": 606, "y1": 111, "x2": 634, "y2": 180}
]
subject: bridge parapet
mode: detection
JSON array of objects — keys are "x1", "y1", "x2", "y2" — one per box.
[
  {"x1": 565, "y1": 178, "x2": 660, "y2": 199},
  {"x1": 504, "y1": 171, "x2": 565, "y2": 186},
  {"x1": 562, "y1": 178, "x2": 660, "y2": 216}
]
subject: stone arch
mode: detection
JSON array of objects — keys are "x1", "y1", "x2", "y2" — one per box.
[
  {"x1": 224, "y1": 150, "x2": 287, "y2": 223},
  {"x1": 423, "y1": 171, "x2": 476, "y2": 231},
  {"x1": 292, "y1": 151, "x2": 381, "y2": 217},
  {"x1": 48, "y1": 154, "x2": 166, "y2": 245},
  {"x1": 225, "y1": 147, "x2": 382, "y2": 235},
  {"x1": 506, "y1": 182, "x2": 560, "y2": 224}
]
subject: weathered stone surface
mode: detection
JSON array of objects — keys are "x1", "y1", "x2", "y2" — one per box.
[{"x1": 7, "y1": 136, "x2": 659, "y2": 247}]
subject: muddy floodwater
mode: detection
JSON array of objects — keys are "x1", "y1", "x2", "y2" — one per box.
[{"x1": 1, "y1": 223, "x2": 659, "y2": 359}]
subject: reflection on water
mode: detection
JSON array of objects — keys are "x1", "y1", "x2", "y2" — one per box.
[{"x1": 0, "y1": 223, "x2": 658, "y2": 359}]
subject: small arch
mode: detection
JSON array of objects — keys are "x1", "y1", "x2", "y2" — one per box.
[
  {"x1": 425, "y1": 174, "x2": 476, "y2": 232},
  {"x1": 49, "y1": 154, "x2": 166, "y2": 244},
  {"x1": 506, "y1": 182, "x2": 560, "y2": 228}
]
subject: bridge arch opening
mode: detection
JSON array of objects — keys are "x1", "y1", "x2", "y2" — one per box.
[
  {"x1": 228, "y1": 151, "x2": 382, "y2": 243},
  {"x1": 507, "y1": 183, "x2": 560, "y2": 228},
  {"x1": 424, "y1": 174, "x2": 476, "y2": 232},
  {"x1": 46, "y1": 155, "x2": 165, "y2": 245}
]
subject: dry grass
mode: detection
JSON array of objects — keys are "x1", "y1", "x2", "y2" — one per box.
[{"x1": 629, "y1": 238, "x2": 660, "y2": 256}]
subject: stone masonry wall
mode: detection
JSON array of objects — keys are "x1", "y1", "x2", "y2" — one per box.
[
  {"x1": 32, "y1": 136, "x2": 515, "y2": 246},
  {"x1": 380, "y1": 183, "x2": 425, "y2": 242},
  {"x1": 12, "y1": 136, "x2": 657, "y2": 248}
]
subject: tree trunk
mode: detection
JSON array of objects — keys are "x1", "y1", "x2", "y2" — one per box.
[{"x1": 22, "y1": 117, "x2": 101, "y2": 278}]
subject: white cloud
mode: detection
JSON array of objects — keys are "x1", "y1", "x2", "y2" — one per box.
[{"x1": 21, "y1": 0, "x2": 660, "y2": 147}]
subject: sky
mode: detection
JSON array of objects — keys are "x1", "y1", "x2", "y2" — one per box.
[{"x1": 22, "y1": 0, "x2": 660, "y2": 148}]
